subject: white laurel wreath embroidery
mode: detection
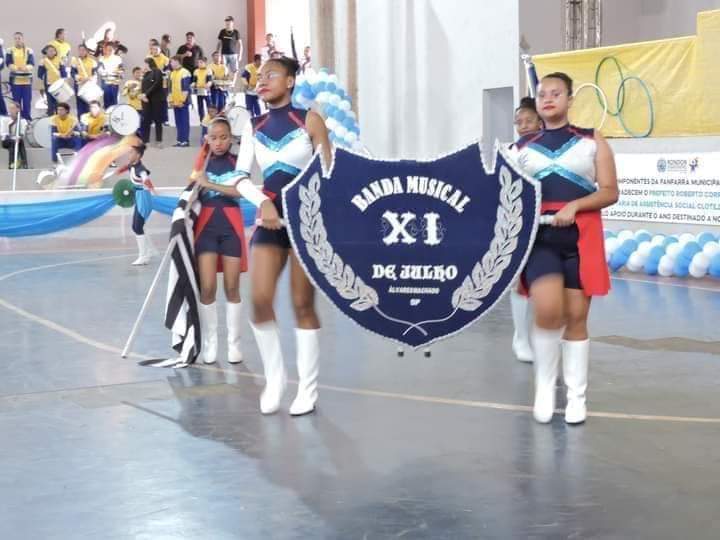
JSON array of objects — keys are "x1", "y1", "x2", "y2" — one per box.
[{"x1": 298, "y1": 166, "x2": 523, "y2": 331}]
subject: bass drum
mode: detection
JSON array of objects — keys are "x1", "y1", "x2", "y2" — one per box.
[
  {"x1": 26, "y1": 117, "x2": 53, "y2": 148},
  {"x1": 106, "y1": 104, "x2": 141, "y2": 136},
  {"x1": 226, "y1": 106, "x2": 250, "y2": 138}
]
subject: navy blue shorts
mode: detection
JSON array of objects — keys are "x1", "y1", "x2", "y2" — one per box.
[
  {"x1": 195, "y1": 207, "x2": 243, "y2": 258},
  {"x1": 251, "y1": 226, "x2": 291, "y2": 249},
  {"x1": 523, "y1": 224, "x2": 582, "y2": 290}
]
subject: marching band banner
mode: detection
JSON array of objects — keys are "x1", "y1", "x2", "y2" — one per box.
[{"x1": 283, "y1": 145, "x2": 540, "y2": 349}]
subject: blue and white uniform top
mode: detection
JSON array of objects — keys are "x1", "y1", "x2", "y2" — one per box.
[
  {"x1": 200, "y1": 152, "x2": 241, "y2": 207},
  {"x1": 234, "y1": 103, "x2": 314, "y2": 210},
  {"x1": 130, "y1": 162, "x2": 153, "y2": 219},
  {"x1": 512, "y1": 125, "x2": 597, "y2": 203}
]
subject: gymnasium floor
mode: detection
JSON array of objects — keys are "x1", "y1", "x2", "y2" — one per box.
[{"x1": 1, "y1": 221, "x2": 719, "y2": 540}]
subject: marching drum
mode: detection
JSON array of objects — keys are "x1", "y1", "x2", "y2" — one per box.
[
  {"x1": 106, "y1": 104, "x2": 140, "y2": 136},
  {"x1": 226, "y1": 106, "x2": 250, "y2": 138},
  {"x1": 78, "y1": 80, "x2": 104, "y2": 104},
  {"x1": 49, "y1": 79, "x2": 75, "y2": 103},
  {"x1": 26, "y1": 117, "x2": 53, "y2": 148}
]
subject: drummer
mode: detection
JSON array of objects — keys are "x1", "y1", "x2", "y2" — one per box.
[
  {"x1": 209, "y1": 51, "x2": 229, "y2": 111},
  {"x1": 80, "y1": 100, "x2": 107, "y2": 145},
  {"x1": 71, "y1": 44, "x2": 99, "y2": 117},
  {"x1": 192, "y1": 56, "x2": 213, "y2": 125},
  {"x1": 46, "y1": 29, "x2": 72, "y2": 66},
  {"x1": 241, "y1": 53, "x2": 262, "y2": 117},
  {"x1": 38, "y1": 44, "x2": 68, "y2": 116},
  {"x1": 123, "y1": 67, "x2": 144, "y2": 131},
  {"x1": 5, "y1": 32, "x2": 35, "y2": 121},
  {"x1": 50, "y1": 102, "x2": 81, "y2": 163},
  {"x1": 98, "y1": 43, "x2": 124, "y2": 107}
]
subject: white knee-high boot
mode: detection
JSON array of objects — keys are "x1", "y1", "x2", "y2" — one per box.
[
  {"x1": 251, "y1": 321, "x2": 287, "y2": 414},
  {"x1": 198, "y1": 302, "x2": 218, "y2": 364},
  {"x1": 289, "y1": 328, "x2": 319, "y2": 416},
  {"x1": 531, "y1": 325, "x2": 564, "y2": 423},
  {"x1": 131, "y1": 235, "x2": 151, "y2": 266},
  {"x1": 562, "y1": 339, "x2": 589, "y2": 424},
  {"x1": 510, "y1": 289, "x2": 534, "y2": 362},
  {"x1": 226, "y1": 302, "x2": 244, "y2": 364}
]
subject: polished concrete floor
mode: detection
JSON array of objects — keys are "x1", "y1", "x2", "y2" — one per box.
[{"x1": 1, "y1": 227, "x2": 720, "y2": 540}]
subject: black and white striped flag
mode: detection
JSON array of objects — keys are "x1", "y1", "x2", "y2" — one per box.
[{"x1": 160, "y1": 184, "x2": 202, "y2": 368}]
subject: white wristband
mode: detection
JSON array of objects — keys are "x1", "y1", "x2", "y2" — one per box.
[{"x1": 236, "y1": 177, "x2": 270, "y2": 207}]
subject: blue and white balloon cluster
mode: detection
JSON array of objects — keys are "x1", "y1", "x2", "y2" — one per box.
[
  {"x1": 292, "y1": 68, "x2": 363, "y2": 152},
  {"x1": 605, "y1": 229, "x2": 720, "y2": 278}
]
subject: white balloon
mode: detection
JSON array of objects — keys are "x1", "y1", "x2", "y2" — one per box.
[
  {"x1": 692, "y1": 252, "x2": 711, "y2": 271},
  {"x1": 617, "y1": 230, "x2": 634, "y2": 243},
  {"x1": 315, "y1": 91, "x2": 330, "y2": 103},
  {"x1": 329, "y1": 94, "x2": 342, "y2": 106},
  {"x1": 689, "y1": 262, "x2": 707, "y2": 278},
  {"x1": 666, "y1": 243, "x2": 683, "y2": 258},
  {"x1": 318, "y1": 71, "x2": 330, "y2": 82},
  {"x1": 352, "y1": 140, "x2": 364, "y2": 152},
  {"x1": 334, "y1": 125, "x2": 348, "y2": 138},
  {"x1": 328, "y1": 73, "x2": 339, "y2": 85},
  {"x1": 305, "y1": 71, "x2": 319, "y2": 86},
  {"x1": 345, "y1": 131, "x2": 358, "y2": 143},
  {"x1": 658, "y1": 255, "x2": 675, "y2": 277},
  {"x1": 637, "y1": 241, "x2": 653, "y2": 258},
  {"x1": 338, "y1": 100, "x2": 351, "y2": 111},
  {"x1": 651, "y1": 235, "x2": 666, "y2": 246},
  {"x1": 346, "y1": 110, "x2": 357, "y2": 120},
  {"x1": 679, "y1": 233, "x2": 696, "y2": 245},
  {"x1": 605, "y1": 237, "x2": 620, "y2": 256},
  {"x1": 626, "y1": 252, "x2": 646, "y2": 272},
  {"x1": 325, "y1": 118, "x2": 338, "y2": 130},
  {"x1": 702, "y1": 241, "x2": 720, "y2": 258}
]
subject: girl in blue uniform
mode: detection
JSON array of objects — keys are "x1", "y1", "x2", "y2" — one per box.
[
  {"x1": 513, "y1": 73, "x2": 618, "y2": 425},
  {"x1": 126, "y1": 144, "x2": 157, "y2": 266},
  {"x1": 232, "y1": 57, "x2": 332, "y2": 416},
  {"x1": 192, "y1": 117, "x2": 249, "y2": 365}
]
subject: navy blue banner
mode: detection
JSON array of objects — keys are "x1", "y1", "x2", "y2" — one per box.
[{"x1": 283, "y1": 144, "x2": 540, "y2": 349}]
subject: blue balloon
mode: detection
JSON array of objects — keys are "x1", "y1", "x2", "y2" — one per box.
[
  {"x1": 644, "y1": 259, "x2": 659, "y2": 275},
  {"x1": 663, "y1": 236, "x2": 679, "y2": 248},
  {"x1": 315, "y1": 81, "x2": 328, "y2": 92},
  {"x1": 604, "y1": 230, "x2": 616, "y2": 239},
  {"x1": 333, "y1": 109, "x2": 347, "y2": 122},
  {"x1": 325, "y1": 105, "x2": 337, "y2": 117},
  {"x1": 326, "y1": 82, "x2": 337, "y2": 93},
  {"x1": 610, "y1": 250, "x2": 629, "y2": 271},
  {"x1": 300, "y1": 80, "x2": 313, "y2": 93},
  {"x1": 709, "y1": 254, "x2": 720, "y2": 278},
  {"x1": 342, "y1": 118, "x2": 355, "y2": 129},
  {"x1": 682, "y1": 241, "x2": 702, "y2": 259},
  {"x1": 698, "y1": 232, "x2": 716, "y2": 246},
  {"x1": 635, "y1": 232, "x2": 652, "y2": 244},
  {"x1": 673, "y1": 258, "x2": 690, "y2": 278},
  {"x1": 648, "y1": 245, "x2": 665, "y2": 263},
  {"x1": 620, "y1": 239, "x2": 638, "y2": 255}
]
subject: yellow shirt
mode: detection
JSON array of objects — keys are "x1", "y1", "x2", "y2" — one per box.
[
  {"x1": 210, "y1": 63, "x2": 228, "y2": 83},
  {"x1": 148, "y1": 53, "x2": 170, "y2": 88},
  {"x1": 169, "y1": 68, "x2": 191, "y2": 107},
  {"x1": 201, "y1": 113, "x2": 214, "y2": 128},
  {"x1": 244, "y1": 64, "x2": 259, "y2": 88},
  {"x1": 81, "y1": 112, "x2": 106, "y2": 136},
  {"x1": 43, "y1": 56, "x2": 63, "y2": 85},
  {"x1": 123, "y1": 80, "x2": 143, "y2": 111},
  {"x1": 194, "y1": 67, "x2": 210, "y2": 89},
  {"x1": 10, "y1": 47, "x2": 33, "y2": 85},
  {"x1": 51, "y1": 114, "x2": 78, "y2": 137},
  {"x1": 72, "y1": 56, "x2": 97, "y2": 83},
  {"x1": 48, "y1": 39, "x2": 72, "y2": 60}
]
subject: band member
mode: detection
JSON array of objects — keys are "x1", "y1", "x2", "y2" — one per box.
[
  {"x1": 6, "y1": 32, "x2": 35, "y2": 120},
  {"x1": 140, "y1": 58, "x2": 165, "y2": 145},
  {"x1": 98, "y1": 43, "x2": 124, "y2": 107},
  {"x1": 512, "y1": 73, "x2": 618, "y2": 425},
  {"x1": 125, "y1": 143, "x2": 157, "y2": 265},
  {"x1": 192, "y1": 57, "x2": 213, "y2": 125},
  {"x1": 1, "y1": 101, "x2": 29, "y2": 168},
  {"x1": 241, "y1": 54, "x2": 262, "y2": 117},
  {"x1": 233, "y1": 57, "x2": 332, "y2": 416},
  {"x1": 192, "y1": 118, "x2": 249, "y2": 365},
  {"x1": 510, "y1": 97, "x2": 543, "y2": 363},
  {"x1": 0, "y1": 39, "x2": 8, "y2": 116},
  {"x1": 80, "y1": 100, "x2": 107, "y2": 145},
  {"x1": 209, "y1": 51, "x2": 229, "y2": 111},
  {"x1": 38, "y1": 45, "x2": 67, "y2": 116},
  {"x1": 168, "y1": 55, "x2": 191, "y2": 147},
  {"x1": 95, "y1": 27, "x2": 128, "y2": 58},
  {"x1": 71, "y1": 44, "x2": 98, "y2": 117},
  {"x1": 217, "y1": 16, "x2": 243, "y2": 77},
  {"x1": 123, "y1": 67, "x2": 144, "y2": 115},
  {"x1": 50, "y1": 102, "x2": 81, "y2": 163},
  {"x1": 201, "y1": 103, "x2": 219, "y2": 142},
  {"x1": 147, "y1": 39, "x2": 170, "y2": 124},
  {"x1": 46, "y1": 28, "x2": 71, "y2": 66}
]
